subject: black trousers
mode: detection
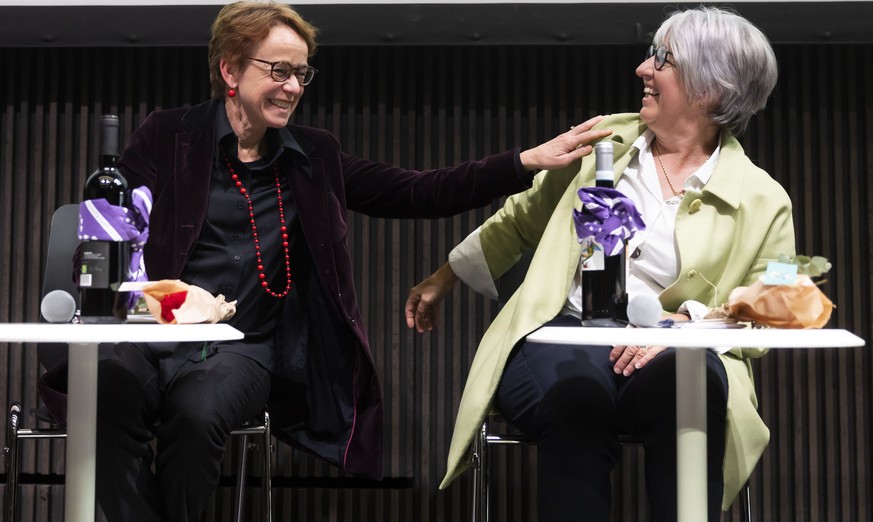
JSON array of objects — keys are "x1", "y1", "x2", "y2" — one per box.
[
  {"x1": 95, "y1": 342, "x2": 271, "y2": 522},
  {"x1": 496, "y1": 315, "x2": 729, "y2": 522}
]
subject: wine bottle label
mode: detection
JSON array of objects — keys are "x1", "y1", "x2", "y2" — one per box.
[
  {"x1": 580, "y1": 236, "x2": 606, "y2": 271},
  {"x1": 80, "y1": 242, "x2": 111, "y2": 289}
]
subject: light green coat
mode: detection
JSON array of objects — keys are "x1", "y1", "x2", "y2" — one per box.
[{"x1": 440, "y1": 113, "x2": 796, "y2": 510}]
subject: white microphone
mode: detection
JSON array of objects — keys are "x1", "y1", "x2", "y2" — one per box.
[
  {"x1": 626, "y1": 294, "x2": 663, "y2": 327},
  {"x1": 40, "y1": 289, "x2": 77, "y2": 323}
]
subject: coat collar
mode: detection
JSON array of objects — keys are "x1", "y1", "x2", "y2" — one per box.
[
  {"x1": 179, "y1": 98, "x2": 315, "y2": 177},
  {"x1": 603, "y1": 114, "x2": 747, "y2": 210}
]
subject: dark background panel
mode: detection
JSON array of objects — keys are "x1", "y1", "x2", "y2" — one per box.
[
  {"x1": 1, "y1": 2, "x2": 872, "y2": 520},
  {"x1": 2, "y1": 2, "x2": 873, "y2": 46}
]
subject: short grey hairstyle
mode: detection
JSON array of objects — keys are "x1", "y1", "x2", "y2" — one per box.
[{"x1": 653, "y1": 6, "x2": 778, "y2": 136}]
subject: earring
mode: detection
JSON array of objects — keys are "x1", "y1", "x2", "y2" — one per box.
[{"x1": 228, "y1": 88, "x2": 236, "y2": 98}]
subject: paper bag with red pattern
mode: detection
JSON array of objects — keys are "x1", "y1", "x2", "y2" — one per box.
[{"x1": 142, "y1": 279, "x2": 236, "y2": 324}]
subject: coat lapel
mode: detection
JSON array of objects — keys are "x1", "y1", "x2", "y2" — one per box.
[
  {"x1": 660, "y1": 134, "x2": 746, "y2": 310},
  {"x1": 172, "y1": 102, "x2": 218, "y2": 266}
]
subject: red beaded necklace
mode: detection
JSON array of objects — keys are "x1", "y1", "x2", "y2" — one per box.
[{"x1": 224, "y1": 155, "x2": 292, "y2": 298}]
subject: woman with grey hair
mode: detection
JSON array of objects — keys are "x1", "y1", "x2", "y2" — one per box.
[{"x1": 406, "y1": 6, "x2": 792, "y2": 520}]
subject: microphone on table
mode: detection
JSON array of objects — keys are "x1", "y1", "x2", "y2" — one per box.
[
  {"x1": 41, "y1": 289, "x2": 77, "y2": 323},
  {"x1": 626, "y1": 294, "x2": 664, "y2": 328}
]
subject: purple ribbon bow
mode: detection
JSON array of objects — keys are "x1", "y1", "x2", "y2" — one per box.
[
  {"x1": 79, "y1": 186, "x2": 153, "y2": 306},
  {"x1": 572, "y1": 186, "x2": 646, "y2": 256},
  {"x1": 126, "y1": 186, "x2": 152, "y2": 283}
]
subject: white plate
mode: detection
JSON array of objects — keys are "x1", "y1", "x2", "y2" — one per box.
[
  {"x1": 125, "y1": 314, "x2": 157, "y2": 324},
  {"x1": 675, "y1": 319, "x2": 746, "y2": 329}
]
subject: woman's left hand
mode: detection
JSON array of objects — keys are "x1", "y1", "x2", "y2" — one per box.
[
  {"x1": 609, "y1": 345, "x2": 667, "y2": 376},
  {"x1": 518, "y1": 115, "x2": 612, "y2": 171}
]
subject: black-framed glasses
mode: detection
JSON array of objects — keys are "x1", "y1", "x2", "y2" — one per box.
[
  {"x1": 247, "y1": 57, "x2": 318, "y2": 85},
  {"x1": 645, "y1": 45, "x2": 674, "y2": 71}
]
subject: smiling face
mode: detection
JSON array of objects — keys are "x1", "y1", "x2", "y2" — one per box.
[
  {"x1": 221, "y1": 24, "x2": 310, "y2": 134},
  {"x1": 635, "y1": 44, "x2": 695, "y2": 135}
]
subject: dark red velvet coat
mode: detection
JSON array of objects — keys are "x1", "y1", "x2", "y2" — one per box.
[{"x1": 117, "y1": 99, "x2": 531, "y2": 479}]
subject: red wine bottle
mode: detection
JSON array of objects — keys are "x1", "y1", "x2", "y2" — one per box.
[
  {"x1": 79, "y1": 115, "x2": 129, "y2": 323},
  {"x1": 580, "y1": 141, "x2": 628, "y2": 326}
]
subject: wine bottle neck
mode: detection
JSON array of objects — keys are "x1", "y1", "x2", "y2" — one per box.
[
  {"x1": 99, "y1": 154, "x2": 118, "y2": 168},
  {"x1": 98, "y1": 114, "x2": 120, "y2": 158}
]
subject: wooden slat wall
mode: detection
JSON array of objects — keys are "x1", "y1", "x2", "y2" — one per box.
[{"x1": 1, "y1": 43, "x2": 871, "y2": 522}]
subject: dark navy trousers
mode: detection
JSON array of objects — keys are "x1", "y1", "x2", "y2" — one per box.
[{"x1": 496, "y1": 315, "x2": 729, "y2": 522}]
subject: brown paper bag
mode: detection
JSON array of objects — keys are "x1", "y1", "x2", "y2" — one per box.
[{"x1": 722, "y1": 274, "x2": 833, "y2": 329}]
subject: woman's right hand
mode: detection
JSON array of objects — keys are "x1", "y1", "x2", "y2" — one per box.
[
  {"x1": 405, "y1": 262, "x2": 459, "y2": 333},
  {"x1": 609, "y1": 345, "x2": 668, "y2": 376}
]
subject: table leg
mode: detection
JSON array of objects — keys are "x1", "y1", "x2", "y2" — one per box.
[
  {"x1": 65, "y1": 342, "x2": 98, "y2": 522},
  {"x1": 676, "y1": 347, "x2": 707, "y2": 522}
]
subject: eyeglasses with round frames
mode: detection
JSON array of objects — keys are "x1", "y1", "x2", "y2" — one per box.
[
  {"x1": 247, "y1": 57, "x2": 318, "y2": 86},
  {"x1": 645, "y1": 45, "x2": 674, "y2": 71}
]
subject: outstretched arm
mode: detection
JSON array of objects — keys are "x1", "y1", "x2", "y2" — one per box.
[
  {"x1": 405, "y1": 114, "x2": 614, "y2": 333},
  {"x1": 343, "y1": 114, "x2": 612, "y2": 219}
]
